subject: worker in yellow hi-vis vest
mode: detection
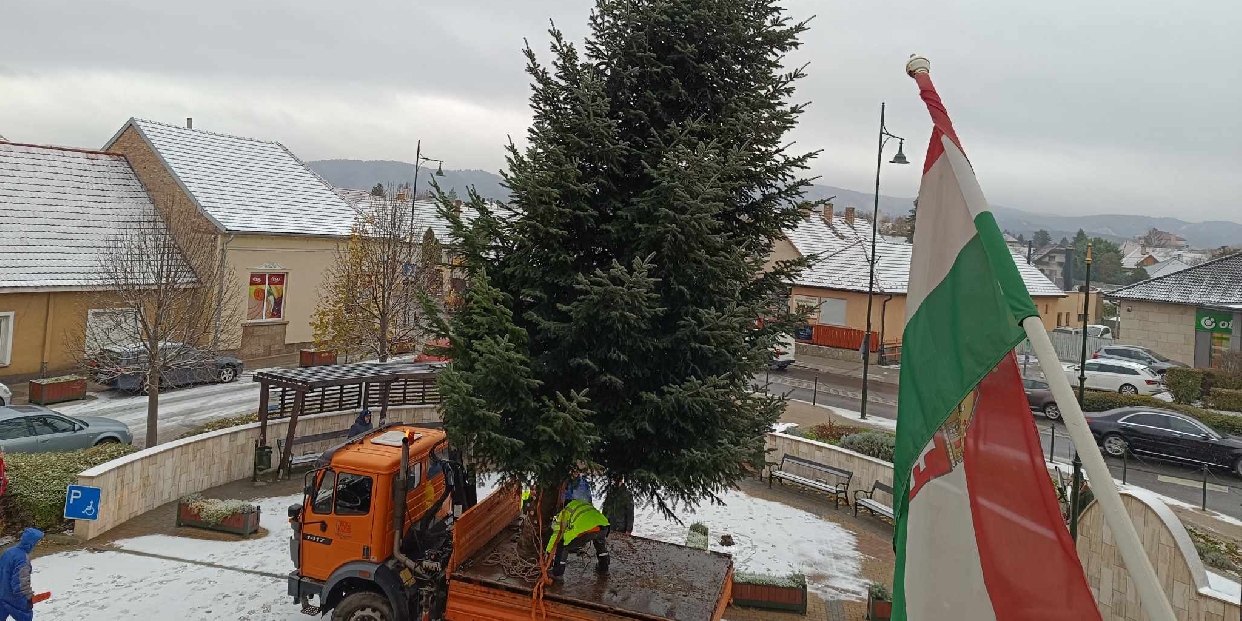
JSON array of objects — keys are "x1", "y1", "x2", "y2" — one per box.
[{"x1": 545, "y1": 499, "x2": 610, "y2": 578}]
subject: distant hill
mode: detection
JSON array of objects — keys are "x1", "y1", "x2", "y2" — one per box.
[{"x1": 308, "y1": 160, "x2": 1242, "y2": 248}]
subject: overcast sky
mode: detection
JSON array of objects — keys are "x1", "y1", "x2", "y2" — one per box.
[{"x1": 3, "y1": 0, "x2": 1239, "y2": 221}]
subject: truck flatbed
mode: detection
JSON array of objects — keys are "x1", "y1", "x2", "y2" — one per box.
[{"x1": 451, "y1": 523, "x2": 734, "y2": 621}]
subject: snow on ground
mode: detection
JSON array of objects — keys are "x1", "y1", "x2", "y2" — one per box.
[
  {"x1": 1207, "y1": 570, "x2": 1242, "y2": 601},
  {"x1": 790, "y1": 401, "x2": 897, "y2": 432}
]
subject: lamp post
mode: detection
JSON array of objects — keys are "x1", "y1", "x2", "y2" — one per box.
[
  {"x1": 408, "y1": 139, "x2": 446, "y2": 233},
  {"x1": 860, "y1": 102, "x2": 910, "y2": 420},
  {"x1": 1069, "y1": 242, "x2": 1092, "y2": 541}
]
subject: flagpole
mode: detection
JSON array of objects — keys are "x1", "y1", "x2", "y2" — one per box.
[{"x1": 1021, "y1": 314, "x2": 1176, "y2": 620}]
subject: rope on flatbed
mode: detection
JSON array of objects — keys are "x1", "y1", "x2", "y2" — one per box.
[{"x1": 482, "y1": 548, "x2": 544, "y2": 583}]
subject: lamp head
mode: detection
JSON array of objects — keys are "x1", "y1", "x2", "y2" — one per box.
[{"x1": 890, "y1": 139, "x2": 909, "y2": 165}]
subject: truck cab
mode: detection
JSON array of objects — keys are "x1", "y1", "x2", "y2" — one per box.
[{"x1": 288, "y1": 425, "x2": 462, "y2": 621}]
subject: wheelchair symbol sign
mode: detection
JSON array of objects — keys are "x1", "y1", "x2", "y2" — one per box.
[{"x1": 64, "y1": 485, "x2": 101, "y2": 521}]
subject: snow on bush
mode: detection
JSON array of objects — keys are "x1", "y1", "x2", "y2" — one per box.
[
  {"x1": 3, "y1": 443, "x2": 137, "y2": 532},
  {"x1": 180, "y1": 494, "x2": 258, "y2": 525}
]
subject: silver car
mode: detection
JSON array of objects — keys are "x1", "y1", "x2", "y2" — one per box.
[{"x1": 0, "y1": 405, "x2": 132, "y2": 453}]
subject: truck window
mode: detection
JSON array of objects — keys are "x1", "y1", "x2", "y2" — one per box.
[
  {"x1": 312, "y1": 469, "x2": 336, "y2": 515},
  {"x1": 334, "y1": 472, "x2": 373, "y2": 516}
]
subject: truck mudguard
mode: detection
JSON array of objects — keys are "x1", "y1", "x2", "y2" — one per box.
[{"x1": 323, "y1": 561, "x2": 410, "y2": 620}]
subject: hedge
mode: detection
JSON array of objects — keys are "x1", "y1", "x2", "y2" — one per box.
[
  {"x1": 1166, "y1": 368, "x2": 1204, "y2": 404},
  {"x1": 177, "y1": 412, "x2": 259, "y2": 439},
  {"x1": 1206, "y1": 389, "x2": 1242, "y2": 413},
  {"x1": 2, "y1": 444, "x2": 138, "y2": 533},
  {"x1": 839, "y1": 431, "x2": 896, "y2": 462},
  {"x1": 1081, "y1": 391, "x2": 1242, "y2": 435}
]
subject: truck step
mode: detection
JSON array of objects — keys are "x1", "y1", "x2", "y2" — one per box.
[{"x1": 300, "y1": 603, "x2": 322, "y2": 616}]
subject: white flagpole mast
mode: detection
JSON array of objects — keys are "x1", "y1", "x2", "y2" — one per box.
[{"x1": 1022, "y1": 315, "x2": 1176, "y2": 620}]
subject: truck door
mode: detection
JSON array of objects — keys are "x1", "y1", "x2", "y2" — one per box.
[{"x1": 300, "y1": 468, "x2": 376, "y2": 580}]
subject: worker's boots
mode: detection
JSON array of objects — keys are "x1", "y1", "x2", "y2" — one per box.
[{"x1": 596, "y1": 552, "x2": 610, "y2": 574}]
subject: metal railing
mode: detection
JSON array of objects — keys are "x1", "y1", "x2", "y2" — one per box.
[{"x1": 267, "y1": 375, "x2": 440, "y2": 418}]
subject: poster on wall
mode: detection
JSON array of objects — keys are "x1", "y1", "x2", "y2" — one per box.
[
  {"x1": 248, "y1": 273, "x2": 286, "y2": 321},
  {"x1": 248, "y1": 274, "x2": 267, "y2": 321}
]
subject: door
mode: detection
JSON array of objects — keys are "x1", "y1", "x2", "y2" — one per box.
[
  {"x1": 299, "y1": 468, "x2": 376, "y2": 581},
  {"x1": 1165, "y1": 415, "x2": 1222, "y2": 466},
  {"x1": 29, "y1": 414, "x2": 93, "y2": 452},
  {"x1": 1118, "y1": 412, "x2": 1175, "y2": 455},
  {"x1": 0, "y1": 418, "x2": 38, "y2": 453},
  {"x1": 1080, "y1": 361, "x2": 1108, "y2": 390}
]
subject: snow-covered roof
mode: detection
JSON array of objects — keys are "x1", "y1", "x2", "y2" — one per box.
[
  {"x1": 332, "y1": 187, "x2": 454, "y2": 241},
  {"x1": 783, "y1": 212, "x2": 1064, "y2": 297},
  {"x1": 1143, "y1": 258, "x2": 1191, "y2": 279},
  {"x1": 1108, "y1": 252, "x2": 1242, "y2": 306},
  {"x1": 0, "y1": 142, "x2": 169, "y2": 291},
  {"x1": 106, "y1": 118, "x2": 354, "y2": 237}
]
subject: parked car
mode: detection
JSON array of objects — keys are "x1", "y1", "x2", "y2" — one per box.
[
  {"x1": 770, "y1": 335, "x2": 796, "y2": 371},
  {"x1": 89, "y1": 342, "x2": 243, "y2": 393},
  {"x1": 1087, "y1": 407, "x2": 1242, "y2": 476},
  {"x1": 0, "y1": 404, "x2": 132, "y2": 453},
  {"x1": 1064, "y1": 359, "x2": 1164, "y2": 396},
  {"x1": 0, "y1": 382, "x2": 9, "y2": 406},
  {"x1": 1092, "y1": 344, "x2": 1187, "y2": 376},
  {"x1": 1022, "y1": 378, "x2": 1061, "y2": 420},
  {"x1": 1053, "y1": 324, "x2": 1113, "y2": 339}
]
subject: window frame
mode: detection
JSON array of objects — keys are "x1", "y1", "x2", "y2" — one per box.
[
  {"x1": 31, "y1": 415, "x2": 75, "y2": 435},
  {"x1": 0, "y1": 311, "x2": 13, "y2": 367},
  {"x1": 246, "y1": 272, "x2": 288, "y2": 322},
  {"x1": 311, "y1": 468, "x2": 336, "y2": 515},
  {"x1": 332, "y1": 471, "x2": 374, "y2": 517}
]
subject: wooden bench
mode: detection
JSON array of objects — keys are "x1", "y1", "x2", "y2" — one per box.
[
  {"x1": 277, "y1": 429, "x2": 353, "y2": 470},
  {"x1": 853, "y1": 481, "x2": 895, "y2": 522},
  {"x1": 768, "y1": 454, "x2": 852, "y2": 509}
]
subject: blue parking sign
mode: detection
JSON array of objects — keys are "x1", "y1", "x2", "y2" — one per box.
[{"x1": 64, "y1": 485, "x2": 101, "y2": 521}]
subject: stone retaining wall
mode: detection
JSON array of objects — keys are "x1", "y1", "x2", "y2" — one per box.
[
  {"x1": 765, "y1": 432, "x2": 894, "y2": 508},
  {"x1": 73, "y1": 405, "x2": 440, "y2": 540}
]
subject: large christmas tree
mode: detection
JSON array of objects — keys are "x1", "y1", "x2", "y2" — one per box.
[{"x1": 437, "y1": 0, "x2": 814, "y2": 515}]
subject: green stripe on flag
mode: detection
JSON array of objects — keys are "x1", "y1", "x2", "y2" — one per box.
[{"x1": 890, "y1": 211, "x2": 1038, "y2": 621}]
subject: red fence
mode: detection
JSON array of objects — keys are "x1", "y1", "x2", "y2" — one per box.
[{"x1": 805, "y1": 325, "x2": 881, "y2": 352}]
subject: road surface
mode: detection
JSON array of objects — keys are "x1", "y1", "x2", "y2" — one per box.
[{"x1": 755, "y1": 365, "x2": 899, "y2": 421}]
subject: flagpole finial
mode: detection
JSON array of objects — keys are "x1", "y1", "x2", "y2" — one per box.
[{"x1": 906, "y1": 55, "x2": 930, "y2": 77}]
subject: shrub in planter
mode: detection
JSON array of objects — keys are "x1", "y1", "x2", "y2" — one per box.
[
  {"x1": 732, "y1": 572, "x2": 807, "y2": 613},
  {"x1": 839, "y1": 431, "x2": 896, "y2": 462},
  {"x1": 28, "y1": 375, "x2": 87, "y2": 405},
  {"x1": 1207, "y1": 388, "x2": 1242, "y2": 413},
  {"x1": 2, "y1": 444, "x2": 138, "y2": 533},
  {"x1": 1166, "y1": 368, "x2": 1204, "y2": 404},
  {"x1": 1204, "y1": 368, "x2": 1242, "y2": 393},
  {"x1": 177, "y1": 494, "x2": 260, "y2": 536},
  {"x1": 867, "y1": 582, "x2": 893, "y2": 621}
]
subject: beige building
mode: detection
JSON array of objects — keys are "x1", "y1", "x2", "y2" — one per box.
[
  {"x1": 0, "y1": 141, "x2": 176, "y2": 381},
  {"x1": 1108, "y1": 253, "x2": 1242, "y2": 367},
  {"x1": 772, "y1": 205, "x2": 1066, "y2": 346}
]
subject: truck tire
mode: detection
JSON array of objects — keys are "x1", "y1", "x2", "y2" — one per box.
[{"x1": 332, "y1": 592, "x2": 393, "y2": 621}]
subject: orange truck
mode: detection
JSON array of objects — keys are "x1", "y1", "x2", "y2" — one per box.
[{"x1": 286, "y1": 424, "x2": 734, "y2": 621}]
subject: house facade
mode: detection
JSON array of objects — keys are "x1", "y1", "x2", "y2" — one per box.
[
  {"x1": 1107, "y1": 253, "x2": 1242, "y2": 367},
  {"x1": 0, "y1": 141, "x2": 173, "y2": 380},
  {"x1": 772, "y1": 206, "x2": 1065, "y2": 347}
]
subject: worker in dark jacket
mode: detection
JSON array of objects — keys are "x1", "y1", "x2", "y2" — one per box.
[
  {"x1": 0, "y1": 528, "x2": 43, "y2": 621},
  {"x1": 347, "y1": 410, "x2": 372, "y2": 437},
  {"x1": 546, "y1": 500, "x2": 610, "y2": 578}
]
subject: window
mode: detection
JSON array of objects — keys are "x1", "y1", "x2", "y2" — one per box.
[
  {"x1": 333, "y1": 472, "x2": 374, "y2": 516},
  {"x1": 0, "y1": 419, "x2": 29, "y2": 440},
  {"x1": 0, "y1": 311, "x2": 12, "y2": 366},
  {"x1": 247, "y1": 272, "x2": 287, "y2": 321},
  {"x1": 1115, "y1": 366, "x2": 1140, "y2": 375},
  {"x1": 31, "y1": 416, "x2": 74, "y2": 435},
  {"x1": 1124, "y1": 413, "x2": 1170, "y2": 429},
  {"x1": 312, "y1": 469, "x2": 336, "y2": 514},
  {"x1": 1083, "y1": 361, "x2": 1101, "y2": 372},
  {"x1": 1028, "y1": 380, "x2": 1048, "y2": 390},
  {"x1": 1169, "y1": 417, "x2": 1207, "y2": 436},
  {"x1": 818, "y1": 298, "x2": 847, "y2": 326}
]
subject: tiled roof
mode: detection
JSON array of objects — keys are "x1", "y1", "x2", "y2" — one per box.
[
  {"x1": 332, "y1": 187, "x2": 454, "y2": 241},
  {"x1": 1142, "y1": 258, "x2": 1191, "y2": 279},
  {"x1": 108, "y1": 119, "x2": 355, "y2": 237},
  {"x1": 0, "y1": 142, "x2": 167, "y2": 290},
  {"x1": 783, "y1": 212, "x2": 1064, "y2": 297},
  {"x1": 1108, "y1": 252, "x2": 1242, "y2": 305}
]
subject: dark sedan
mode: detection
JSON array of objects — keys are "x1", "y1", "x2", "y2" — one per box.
[
  {"x1": 1022, "y1": 378, "x2": 1060, "y2": 420},
  {"x1": 90, "y1": 342, "x2": 243, "y2": 393},
  {"x1": 1087, "y1": 407, "x2": 1242, "y2": 476}
]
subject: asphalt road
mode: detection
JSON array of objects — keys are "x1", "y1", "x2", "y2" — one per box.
[
  {"x1": 755, "y1": 365, "x2": 899, "y2": 421},
  {"x1": 1035, "y1": 416, "x2": 1242, "y2": 521}
]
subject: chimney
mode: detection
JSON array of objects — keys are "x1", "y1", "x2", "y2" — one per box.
[
  {"x1": 844, "y1": 206, "x2": 856, "y2": 225},
  {"x1": 821, "y1": 203, "x2": 834, "y2": 225},
  {"x1": 186, "y1": 117, "x2": 193, "y2": 129},
  {"x1": 454, "y1": 199, "x2": 462, "y2": 215}
]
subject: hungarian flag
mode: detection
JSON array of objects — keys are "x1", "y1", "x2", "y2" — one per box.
[{"x1": 891, "y1": 59, "x2": 1100, "y2": 620}]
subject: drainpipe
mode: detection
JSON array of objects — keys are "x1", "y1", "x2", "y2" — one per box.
[
  {"x1": 212, "y1": 234, "x2": 235, "y2": 351},
  {"x1": 878, "y1": 293, "x2": 893, "y2": 364},
  {"x1": 40, "y1": 293, "x2": 55, "y2": 377}
]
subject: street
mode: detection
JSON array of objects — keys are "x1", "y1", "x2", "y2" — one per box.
[{"x1": 756, "y1": 365, "x2": 899, "y2": 421}]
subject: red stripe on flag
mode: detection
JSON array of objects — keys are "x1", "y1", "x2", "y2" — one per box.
[
  {"x1": 963, "y1": 354, "x2": 1100, "y2": 620},
  {"x1": 913, "y1": 72, "x2": 965, "y2": 174}
]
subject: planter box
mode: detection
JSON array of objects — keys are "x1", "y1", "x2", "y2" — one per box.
[
  {"x1": 867, "y1": 594, "x2": 893, "y2": 621},
  {"x1": 732, "y1": 580, "x2": 808, "y2": 614},
  {"x1": 28, "y1": 376, "x2": 87, "y2": 405},
  {"x1": 299, "y1": 349, "x2": 337, "y2": 367},
  {"x1": 177, "y1": 500, "x2": 261, "y2": 536}
]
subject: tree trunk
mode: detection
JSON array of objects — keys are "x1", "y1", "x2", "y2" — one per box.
[
  {"x1": 145, "y1": 365, "x2": 160, "y2": 447},
  {"x1": 378, "y1": 313, "x2": 389, "y2": 363}
]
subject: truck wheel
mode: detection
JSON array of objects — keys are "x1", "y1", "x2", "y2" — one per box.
[{"x1": 332, "y1": 592, "x2": 392, "y2": 621}]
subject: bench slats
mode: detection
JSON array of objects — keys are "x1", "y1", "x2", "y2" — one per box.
[{"x1": 769, "y1": 454, "x2": 852, "y2": 509}]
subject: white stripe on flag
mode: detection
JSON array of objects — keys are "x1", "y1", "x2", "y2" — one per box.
[
  {"x1": 905, "y1": 149, "x2": 976, "y2": 319},
  {"x1": 904, "y1": 459, "x2": 997, "y2": 621}
]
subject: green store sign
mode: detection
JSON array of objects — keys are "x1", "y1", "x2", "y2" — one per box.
[{"x1": 1196, "y1": 310, "x2": 1235, "y2": 334}]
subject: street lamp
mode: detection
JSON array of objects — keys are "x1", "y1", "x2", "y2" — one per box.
[
  {"x1": 860, "y1": 102, "x2": 910, "y2": 420},
  {"x1": 408, "y1": 139, "x2": 446, "y2": 233}
]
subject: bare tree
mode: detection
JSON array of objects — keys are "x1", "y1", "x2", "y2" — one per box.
[
  {"x1": 312, "y1": 187, "x2": 446, "y2": 362},
  {"x1": 72, "y1": 200, "x2": 239, "y2": 446}
]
